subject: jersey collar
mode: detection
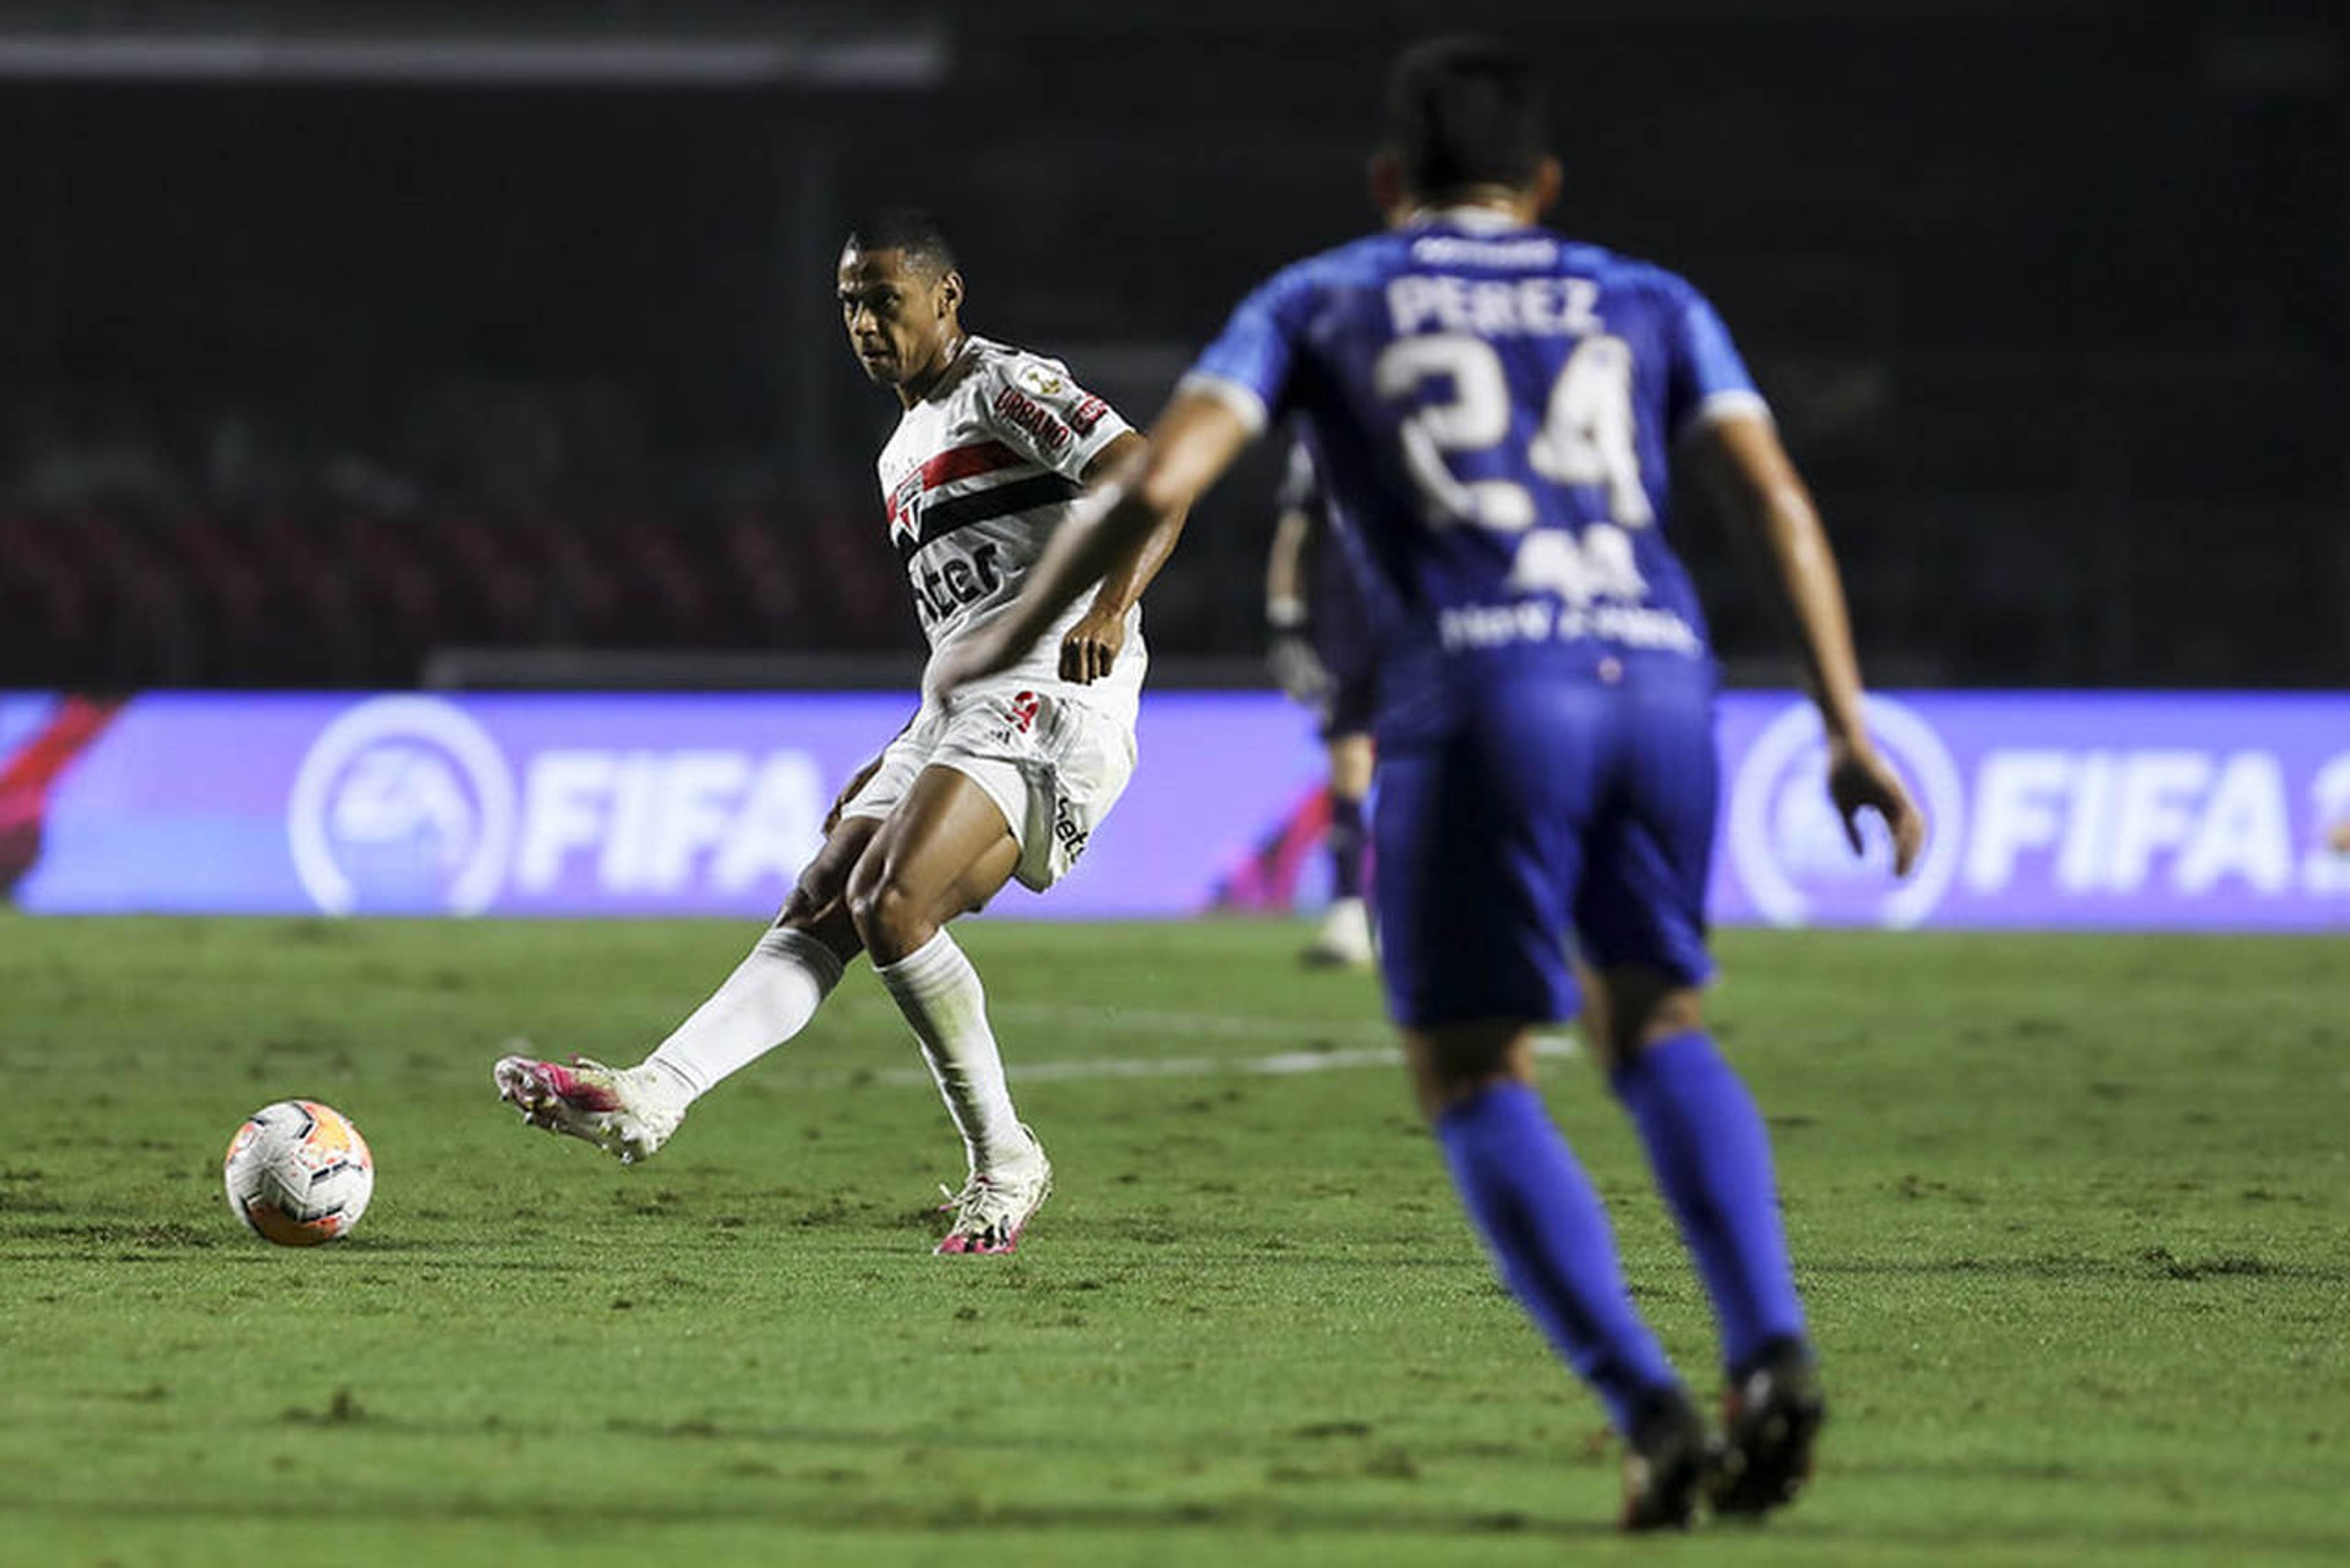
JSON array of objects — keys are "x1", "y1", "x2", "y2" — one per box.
[{"x1": 1412, "y1": 204, "x2": 1528, "y2": 234}]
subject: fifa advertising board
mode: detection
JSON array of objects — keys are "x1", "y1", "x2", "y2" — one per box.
[{"x1": 2, "y1": 689, "x2": 2346, "y2": 930}]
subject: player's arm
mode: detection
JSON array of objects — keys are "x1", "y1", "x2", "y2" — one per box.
[
  {"x1": 936, "y1": 391, "x2": 1255, "y2": 698},
  {"x1": 1687, "y1": 411, "x2": 1925, "y2": 873},
  {"x1": 1056, "y1": 431, "x2": 1190, "y2": 684},
  {"x1": 1264, "y1": 496, "x2": 1327, "y2": 701}
]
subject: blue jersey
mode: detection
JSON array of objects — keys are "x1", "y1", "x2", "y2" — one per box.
[{"x1": 1186, "y1": 209, "x2": 1766, "y2": 747}]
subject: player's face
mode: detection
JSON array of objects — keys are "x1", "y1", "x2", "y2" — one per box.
[{"x1": 837, "y1": 247, "x2": 959, "y2": 387}]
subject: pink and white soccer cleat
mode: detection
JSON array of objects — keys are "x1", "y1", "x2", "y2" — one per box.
[
  {"x1": 493, "y1": 1050, "x2": 684, "y2": 1165},
  {"x1": 935, "y1": 1133, "x2": 1053, "y2": 1256}
]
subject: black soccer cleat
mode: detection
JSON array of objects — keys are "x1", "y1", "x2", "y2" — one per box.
[
  {"x1": 1708, "y1": 1338, "x2": 1827, "y2": 1519},
  {"x1": 1619, "y1": 1387, "x2": 1711, "y2": 1533}
]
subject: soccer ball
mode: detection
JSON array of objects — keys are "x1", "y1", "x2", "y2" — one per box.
[{"x1": 222, "y1": 1099, "x2": 375, "y2": 1245}]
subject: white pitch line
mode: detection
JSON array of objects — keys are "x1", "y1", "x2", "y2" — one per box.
[
  {"x1": 991, "y1": 1001, "x2": 1392, "y2": 1041},
  {"x1": 872, "y1": 1029, "x2": 1578, "y2": 1087}
]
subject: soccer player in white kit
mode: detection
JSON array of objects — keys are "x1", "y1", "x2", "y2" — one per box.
[{"x1": 495, "y1": 209, "x2": 1180, "y2": 1255}]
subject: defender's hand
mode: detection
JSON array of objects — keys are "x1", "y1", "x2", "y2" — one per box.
[
  {"x1": 1059, "y1": 605, "x2": 1127, "y2": 685},
  {"x1": 1267, "y1": 630, "x2": 1329, "y2": 703},
  {"x1": 1826, "y1": 735, "x2": 1927, "y2": 877},
  {"x1": 822, "y1": 755, "x2": 886, "y2": 836}
]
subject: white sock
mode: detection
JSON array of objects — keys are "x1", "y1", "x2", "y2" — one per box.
[
  {"x1": 873, "y1": 930, "x2": 1031, "y2": 1178},
  {"x1": 643, "y1": 926, "x2": 845, "y2": 1101}
]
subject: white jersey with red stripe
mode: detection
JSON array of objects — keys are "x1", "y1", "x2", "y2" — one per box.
[{"x1": 878, "y1": 335, "x2": 1146, "y2": 727}]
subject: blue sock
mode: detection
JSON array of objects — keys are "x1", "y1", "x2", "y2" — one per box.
[
  {"x1": 1327, "y1": 793, "x2": 1368, "y2": 900},
  {"x1": 1611, "y1": 1030, "x2": 1807, "y2": 1373},
  {"x1": 1435, "y1": 1081, "x2": 1681, "y2": 1432}
]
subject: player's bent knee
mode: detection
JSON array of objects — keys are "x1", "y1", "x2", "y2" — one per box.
[
  {"x1": 846, "y1": 875, "x2": 937, "y2": 965},
  {"x1": 1406, "y1": 1022, "x2": 1537, "y2": 1121},
  {"x1": 1586, "y1": 973, "x2": 1705, "y2": 1070},
  {"x1": 776, "y1": 881, "x2": 827, "y2": 927}
]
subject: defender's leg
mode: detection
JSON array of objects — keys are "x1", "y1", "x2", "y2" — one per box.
[
  {"x1": 1587, "y1": 962, "x2": 1809, "y2": 1372},
  {"x1": 1302, "y1": 730, "x2": 1376, "y2": 967},
  {"x1": 846, "y1": 764, "x2": 1047, "y2": 1254},
  {"x1": 1376, "y1": 710, "x2": 1704, "y2": 1529},
  {"x1": 1589, "y1": 963, "x2": 1823, "y2": 1518},
  {"x1": 1405, "y1": 1017, "x2": 1706, "y2": 1529}
]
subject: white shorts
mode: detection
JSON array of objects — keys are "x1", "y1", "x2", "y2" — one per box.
[{"x1": 839, "y1": 684, "x2": 1136, "y2": 892}]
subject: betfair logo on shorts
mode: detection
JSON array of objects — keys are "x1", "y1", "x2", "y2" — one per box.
[{"x1": 1052, "y1": 796, "x2": 1091, "y2": 863}]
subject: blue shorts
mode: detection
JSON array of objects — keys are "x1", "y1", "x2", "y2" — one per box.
[{"x1": 1372, "y1": 664, "x2": 1718, "y2": 1028}]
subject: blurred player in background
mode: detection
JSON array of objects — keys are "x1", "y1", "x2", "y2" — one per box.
[
  {"x1": 934, "y1": 38, "x2": 1925, "y2": 1526},
  {"x1": 498, "y1": 209, "x2": 1182, "y2": 1256},
  {"x1": 1264, "y1": 437, "x2": 1377, "y2": 966}
]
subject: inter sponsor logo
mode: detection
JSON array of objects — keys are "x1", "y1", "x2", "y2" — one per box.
[{"x1": 912, "y1": 542, "x2": 1006, "y2": 622}]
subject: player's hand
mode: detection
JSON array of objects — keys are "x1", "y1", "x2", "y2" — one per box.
[
  {"x1": 1058, "y1": 605, "x2": 1126, "y2": 685},
  {"x1": 1267, "y1": 630, "x2": 1329, "y2": 703},
  {"x1": 1826, "y1": 734, "x2": 1927, "y2": 877},
  {"x1": 822, "y1": 756, "x2": 885, "y2": 836}
]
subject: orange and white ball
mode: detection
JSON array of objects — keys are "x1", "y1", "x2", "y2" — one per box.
[{"x1": 223, "y1": 1100, "x2": 375, "y2": 1245}]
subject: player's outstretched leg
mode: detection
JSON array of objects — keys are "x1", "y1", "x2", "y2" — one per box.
[
  {"x1": 1412, "y1": 1021, "x2": 1706, "y2": 1531},
  {"x1": 849, "y1": 764, "x2": 1050, "y2": 1256},
  {"x1": 493, "y1": 1052, "x2": 688, "y2": 1165},
  {"x1": 1591, "y1": 968, "x2": 1822, "y2": 1517},
  {"x1": 494, "y1": 819, "x2": 871, "y2": 1163}
]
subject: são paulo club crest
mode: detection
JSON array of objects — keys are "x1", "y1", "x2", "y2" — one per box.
[
  {"x1": 286, "y1": 696, "x2": 517, "y2": 916},
  {"x1": 1726, "y1": 694, "x2": 1966, "y2": 928}
]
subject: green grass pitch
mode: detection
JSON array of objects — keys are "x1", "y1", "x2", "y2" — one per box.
[{"x1": 1, "y1": 914, "x2": 2344, "y2": 1566}]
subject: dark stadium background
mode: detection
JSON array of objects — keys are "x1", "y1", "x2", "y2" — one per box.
[{"x1": 0, "y1": 0, "x2": 2340, "y2": 691}]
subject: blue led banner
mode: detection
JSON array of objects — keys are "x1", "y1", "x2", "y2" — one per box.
[{"x1": 3, "y1": 689, "x2": 2344, "y2": 929}]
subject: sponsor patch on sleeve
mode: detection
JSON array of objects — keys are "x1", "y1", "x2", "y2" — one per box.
[
  {"x1": 993, "y1": 384, "x2": 1075, "y2": 455},
  {"x1": 1067, "y1": 394, "x2": 1110, "y2": 436},
  {"x1": 1014, "y1": 361, "x2": 1068, "y2": 399}
]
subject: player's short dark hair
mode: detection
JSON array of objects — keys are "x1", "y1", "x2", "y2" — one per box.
[
  {"x1": 1384, "y1": 35, "x2": 1546, "y2": 198},
  {"x1": 843, "y1": 208, "x2": 958, "y2": 278}
]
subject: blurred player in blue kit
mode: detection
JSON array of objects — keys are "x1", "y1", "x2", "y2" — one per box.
[
  {"x1": 1264, "y1": 438, "x2": 1378, "y2": 965},
  {"x1": 935, "y1": 35, "x2": 1926, "y2": 1529}
]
